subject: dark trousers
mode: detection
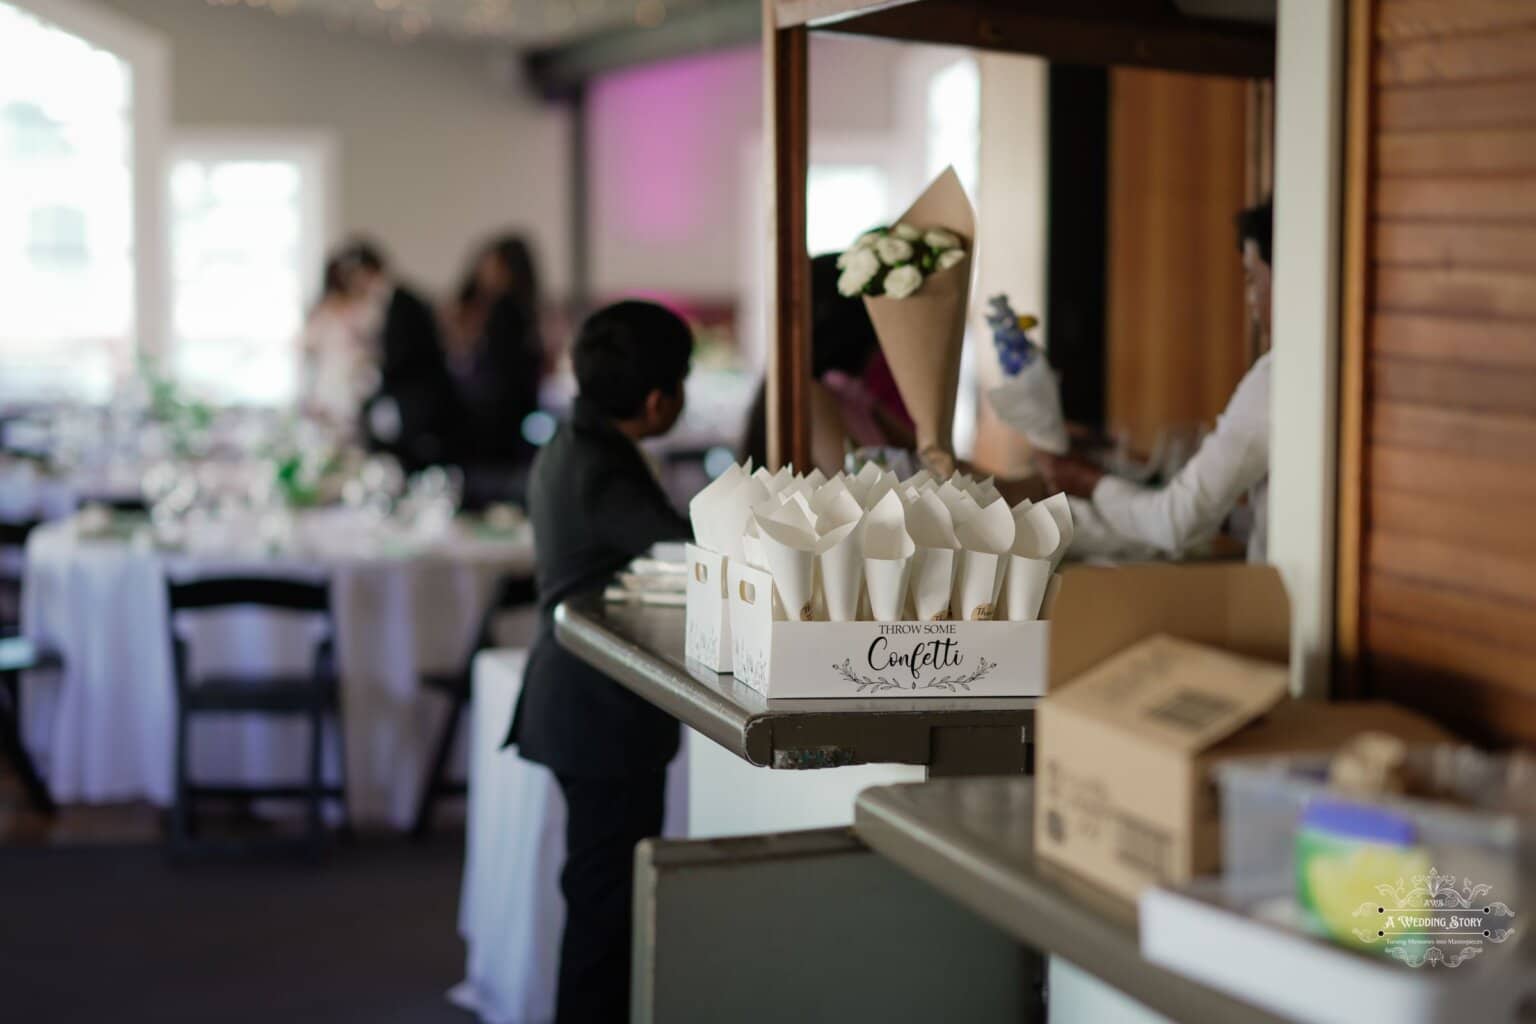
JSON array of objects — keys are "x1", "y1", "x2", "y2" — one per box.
[{"x1": 554, "y1": 772, "x2": 666, "y2": 1024}]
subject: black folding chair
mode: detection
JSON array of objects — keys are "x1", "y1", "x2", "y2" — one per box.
[
  {"x1": 410, "y1": 574, "x2": 538, "y2": 840},
  {"x1": 0, "y1": 519, "x2": 39, "y2": 637},
  {"x1": 0, "y1": 636, "x2": 60, "y2": 815},
  {"x1": 166, "y1": 576, "x2": 348, "y2": 855}
]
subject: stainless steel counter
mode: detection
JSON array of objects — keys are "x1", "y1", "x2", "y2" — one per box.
[
  {"x1": 554, "y1": 597, "x2": 1039, "y2": 775},
  {"x1": 855, "y1": 778, "x2": 1289, "y2": 1024}
]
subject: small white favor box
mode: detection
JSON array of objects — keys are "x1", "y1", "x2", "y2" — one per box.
[
  {"x1": 684, "y1": 543, "x2": 733, "y2": 672},
  {"x1": 726, "y1": 561, "x2": 1049, "y2": 699}
]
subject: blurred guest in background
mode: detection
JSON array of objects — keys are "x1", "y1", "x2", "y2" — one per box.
[
  {"x1": 344, "y1": 239, "x2": 459, "y2": 471},
  {"x1": 298, "y1": 253, "x2": 377, "y2": 435},
  {"x1": 444, "y1": 234, "x2": 546, "y2": 475},
  {"x1": 507, "y1": 301, "x2": 693, "y2": 1024},
  {"x1": 741, "y1": 252, "x2": 914, "y2": 470}
]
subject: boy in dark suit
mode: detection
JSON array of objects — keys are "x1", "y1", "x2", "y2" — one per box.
[{"x1": 508, "y1": 301, "x2": 692, "y2": 1022}]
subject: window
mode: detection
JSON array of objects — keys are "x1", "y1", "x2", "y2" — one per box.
[
  {"x1": 168, "y1": 138, "x2": 330, "y2": 406},
  {"x1": 926, "y1": 57, "x2": 980, "y2": 198},
  {"x1": 806, "y1": 164, "x2": 890, "y2": 256},
  {"x1": 0, "y1": 0, "x2": 134, "y2": 404}
]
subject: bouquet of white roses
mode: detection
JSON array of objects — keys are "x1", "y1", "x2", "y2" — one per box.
[
  {"x1": 841, "y1": 167, "x2": 975, "y2": 478},
  {"x1": 836, "y1": 222, "x2": 968, "y2": 299}
]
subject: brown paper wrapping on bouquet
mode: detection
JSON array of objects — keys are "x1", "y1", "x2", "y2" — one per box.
[{"x1": 863, "y1": 166, "x2": 976, "y2": 479}]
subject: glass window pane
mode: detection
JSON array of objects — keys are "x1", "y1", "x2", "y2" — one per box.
[
  {"x1": 926, "y1": 58, "x2": 980, "y2": 198},
  {"x1": 0, "y1": 0, "x2": 134, "y2": 404},
  {"x1": 169, "y1": 154, "x2": 312, "y2": 406},
  {"x1": 807, "y1": 165, "x2": 890, "y2": 255}
]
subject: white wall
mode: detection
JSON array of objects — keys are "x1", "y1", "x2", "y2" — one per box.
[
  {"x1": 1270, "y1": 0, "x2": 1343, "y2": 699},
  {"x1": 93, "y1": 0, "x2": 571, "y2": 301},
  {"x1": 588, "y1": 35, "x2": 908, "y2": 301}
]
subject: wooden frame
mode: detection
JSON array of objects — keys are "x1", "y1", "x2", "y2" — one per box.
[
  {"x1": 1333, "y1": 0, "x2": 1374, "y2": 695},
  {"x1": 763, "y1": 0, "x2": 1276, "y2": 468}
]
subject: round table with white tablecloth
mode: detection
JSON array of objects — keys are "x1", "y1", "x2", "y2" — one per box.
[
  {"x1": 452, "y1": 649, "x2": 689, "y2": 1024},
  {"x1": 19, "y1": 508, "x2": 534, "y2": 829}
]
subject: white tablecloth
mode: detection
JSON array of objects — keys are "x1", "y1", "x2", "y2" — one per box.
[
  {"x1": 19, "y1": 512, "x2": 535, "y2": 829},
  {"x1": 453, "y1": 650, "x2": 688, "y2": 1024},
  {"x1": 0, "y1": 457, "x2": 142, "y2": 523}
]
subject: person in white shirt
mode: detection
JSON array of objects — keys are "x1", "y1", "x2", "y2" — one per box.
[{"x1": 1038, "y1": 200, "x2": 1273, "y2": 562}]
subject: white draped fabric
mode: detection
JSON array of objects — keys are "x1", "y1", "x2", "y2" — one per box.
[
  {"x1": 20, "y1": 514, "x2": 534, "y2": 828},
  {"x1": 452, "y1": 650, "x2": 689, "y2": 1024}
]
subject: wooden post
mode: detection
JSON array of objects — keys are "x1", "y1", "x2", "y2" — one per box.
[
  {"x1": 1333, "y1": 0, "x2": 1375, "y2": 697},
  {"x1": 765, "y1": 2, "x2": 811, "y2": 471}
]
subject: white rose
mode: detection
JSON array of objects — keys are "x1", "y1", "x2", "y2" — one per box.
[
  {"x1": 936, "y1": 248, "x2": 966, "y2": 271},
  {"x1": 883, "y1": 264, "x2": 924, "y2": 299},
  {"x1": 892, "y1": 223, "x2": 921, "y2": 241},
  {"x1": 837, "y1": 247, "x2": 881, "y2": 296},
  {"x1": 925, "y1": 228, "x2": 961, "y2": 251},
  {"x1": 874, "y1": 236, "x2": 914, "y2": 266},
  {"x1": 854, "y1": 230, "x2": 885, "y2": 249}
]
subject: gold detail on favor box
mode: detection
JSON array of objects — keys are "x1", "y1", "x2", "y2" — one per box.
[
  {"x1": 799, "y1": 602, "x2": 815, "y2": 621},
  {"x1": 970, "y1": 604, "x2": 994, "y2": 621}
]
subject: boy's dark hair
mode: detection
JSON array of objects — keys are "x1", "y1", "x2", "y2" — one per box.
[
  {"x1": 573, "y1": 300, "x2": 692, "y2": 419},
  {"x1": 1237, "y1": 199, "x2": 1273, "y2": 266}
]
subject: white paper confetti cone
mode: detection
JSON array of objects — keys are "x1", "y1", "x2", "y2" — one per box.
[
  {"x1": 903, "y1": 489, "x2": 960, "y2": 621},
  {"x1": 1038, "y1": 492, "x2": 1075, "y2": 570},
  {"x1": 1012, "y1": 501, "x2": 1062, "y2": 560},
  {"x1": 910, "y1": 546, "x2": 956, "y2": 621},
  {"x1": 811, "y1": 479, "x2": 864, "y2": 535},
  {"x1": 741, "y1": 533, "x2": 767, "y2": 570},
  {"x1": 756, "y1": 515, "x2": 818, "y2": 621},
  {"x1": 935, "y1": 480, "x2": 981, "y2": 527},
  {"x1": 1003, "y1": 555, "x2": 1053, "y2": 622},
  {"x1": 816, "y1": 519, "x2": 863, "y2": 622},
  {"x1": 952, "y1": 499, "x2": 1015, "y2": 621},
  {"x1": 860, "y1": 490, "x2": 914, "y2": 622},
  {"x1": 864, "y1": 556, "x2": 914, "y2": 622}
]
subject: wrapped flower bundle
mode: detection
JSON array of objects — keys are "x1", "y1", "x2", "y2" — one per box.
[
  {"x1": 985, "y1": 293, "x2": 1068, "y2": 455},
  {"x1": 836, "y1": 223, "x2": 968, "y2": 299},
  {"x1": 841, "y1": 167, "x2": 977, "y2": 480}
]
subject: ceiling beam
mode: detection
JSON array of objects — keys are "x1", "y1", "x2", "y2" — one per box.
[
  {"x1": 809, "y1": 0, "x2": 1274, "y2": 78},
  {"x1": 526, "y1": 0, "x2": 762, "y2": 96}
]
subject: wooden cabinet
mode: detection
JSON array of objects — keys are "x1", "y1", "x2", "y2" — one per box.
[
  {"x1": 1339, "y1": 0, "x2": 1536, "y2": 746},
  {"x1": 763, "y1": 0, "x2": 1275, "y2": 469}
]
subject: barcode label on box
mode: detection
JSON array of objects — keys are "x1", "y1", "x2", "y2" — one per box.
[{"x1": 1145, "y1": 690, "x2": 1237, "y2": 732}]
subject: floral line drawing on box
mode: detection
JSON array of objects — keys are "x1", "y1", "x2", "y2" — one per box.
[
  {"x1": 832, "y1": 657, "x2": 997, "y2": 694},
  {"x1": 687, "y1": 621, "x2": 718, "y2": 663},
  {"x1": 732, "y1": 645, "x2": 768, "y2": 686}
]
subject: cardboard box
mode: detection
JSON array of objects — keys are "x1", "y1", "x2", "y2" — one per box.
[
  {"x1": 684, "y1": 543, "x2": 732, "y2": 673},
  {"x1": 1031, "y1": 564, "x2": 1452, "y2": 902},
  {"x1": 726, "y1": 560, "x2": 1051, "y2": 698}
]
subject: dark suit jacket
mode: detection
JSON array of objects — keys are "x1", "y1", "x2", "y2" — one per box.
[
  {"x1": 366, "y1": 284, "x2": 458, "y2": 470},
  {"x1": 458, "y1": 293, "x2": 542, "y2": 467},
  {"x1": 507, "y1": 398, "x2": 690, "y2": 778}
]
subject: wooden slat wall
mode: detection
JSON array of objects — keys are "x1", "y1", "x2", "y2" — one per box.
[
  {"x1": 1354, "y1": 0, "x2": 1536, "y2": 746},
  {"x1": 1106, "y1": 68, "x2": 1252, "y2": 453}
]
